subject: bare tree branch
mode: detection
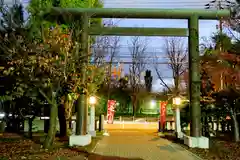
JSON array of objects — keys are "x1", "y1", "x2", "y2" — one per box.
[
  {"x1": 128, "y1": 36, "x2": 148, "y2": 91},
  {"x1": 91, "y1": 19, "x2": 122, "y2": 99},
  {"x1": 91, "y1": 19, "x2": 121, "y2": 67},
  {"x1": 154, "y1": 37, "x2": 187, "y2": 95},
  {"x1": 154, "y1": 66, "x2": 172, "y2": 92},
  {"x1": 128, "y1": 36, "x2": 148, "y2": 115}
]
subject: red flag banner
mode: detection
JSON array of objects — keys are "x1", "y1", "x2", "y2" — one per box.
[
  {"x1": 160, "y1": 101, "x2": 168, "y2": 130},
  {"x1": 107, "y1": 100, "x2": 116, "y2": 124}
]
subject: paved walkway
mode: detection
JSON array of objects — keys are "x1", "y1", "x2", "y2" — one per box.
[{"x1": 93, "y1": 130, "x2": 202, "y2": 160}]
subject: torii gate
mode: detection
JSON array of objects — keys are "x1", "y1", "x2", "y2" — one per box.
[{"x1": 44, "y1": 7, "x2": 230, "y2": 147}]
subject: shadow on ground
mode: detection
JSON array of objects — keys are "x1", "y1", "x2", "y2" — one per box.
[{"x1": 71, "y1": 150, "x2": 144, "y2": 160}]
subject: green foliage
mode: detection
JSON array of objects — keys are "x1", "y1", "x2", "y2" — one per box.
[
  {"x1": 87, "y1": 65, "x2": 106, "y2": 95},
  {"x1": 60, "y1": 0, "x2": 88, "y2": 8},
  {"x1": 0, "y1": 0, "x2": 105, "y2": 149},
  {"x1": 230, "y1": 40, "x2": 240, "y2": 55},
  {"x1": 27, "y1": 0, "x2": 53, "y2": 39},
  {"x1": 211, "y1": 32, "x2": 232, "y2": 52}
]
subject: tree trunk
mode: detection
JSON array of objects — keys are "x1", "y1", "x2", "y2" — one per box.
[
  {"x1": 44, "y1": 103, "x2": 58, "y2": 149},
  {"x1": 58, "y1": 104, "x2": 67, "y2": 137},
  {"x1": 44, "y1": 120, "x2": 49, "y2": 133},
  {"x1": 27, "y1": 118, "x2": 34, "y2": 139},
  {"x1": 132, "y1": 95, "x2": 137, "y2": 116},
  {"x1": 66, "y1": 120, "x2": 71, "y2": 135},
  {"x1": 232, "y1": 112, "x2": 240, "y2": 142},
  {"x1": 65, "y1": 100, "x2": 74, "y2": 136},
  {"x1": 174, "y1": 77, "x2": 180, "y2": 95},
  {"x1": 44, "y1": 105, "x2": 50, "y2": 133}
]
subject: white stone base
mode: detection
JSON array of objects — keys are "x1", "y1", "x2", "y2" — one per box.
[
  {"x1": 89, "y1": 130, "x2": 96, "y2": 137},
  {"x1": 176, "y1": 131, "x2": 184, "y2": 139},
  {"x1": 183, "y1": 135, "x2": 209, "y2": 149},
  {"x1": 103, "y1": 130, "x2": 110, "y2": 136},
  {"x1": 69, "y1": 134, "x2": 92, "y2": 147}
]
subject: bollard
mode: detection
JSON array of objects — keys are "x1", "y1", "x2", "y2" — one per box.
[
  {"x1": 99, "y1": 114, "x2": 104, "y2": 132},
  {"x1": 119, "y1": 116, "x2": 122, "y2": 122},
  {"x1": 95, "y1": 119, "x2": 98, "y2": 130},
  {"x1": 158, "y1": 120, "x2": 161, "y2": 132}
]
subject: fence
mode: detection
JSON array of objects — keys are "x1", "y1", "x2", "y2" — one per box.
[{"x1": 201, "y1": 118, "x2": 233, "y2": 136}]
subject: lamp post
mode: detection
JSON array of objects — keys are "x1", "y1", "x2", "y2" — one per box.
[
  {"x1": 89, "y1": 96, "x2": 97, "y2": 137},
  {"x1": 173, "y1": 97, "x2": 183, "y2": 139}
]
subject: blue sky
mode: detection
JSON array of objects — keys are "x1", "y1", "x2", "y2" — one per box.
[{"x1": 103, "y1": 0, "x2": 223, "y2": 92}]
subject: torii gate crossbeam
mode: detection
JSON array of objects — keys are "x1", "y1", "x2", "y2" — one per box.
[{"x1": 48, "y1": 7, "x2": 229, "y2": 19}]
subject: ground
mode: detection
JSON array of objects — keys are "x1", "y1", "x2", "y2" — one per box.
[
  {"x1": 0, "y1": 132, "x2": 100, "y2": 160},
  {"x1": 164, "y1": 132, "x2": 240, "y2": 160},
  {"x1": 0, "y1": 130, "x2": 199, "y2": 160},
  {"x1": 1, "y1": 130, "x2": 240, "y2": 160},
  {"x1": 92, "y1": 129, "x2": 200, "y2": 160}
]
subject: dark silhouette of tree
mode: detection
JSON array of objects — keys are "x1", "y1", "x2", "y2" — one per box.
[{"x1": 144, "y1": 70, "x2": 152, "y2": 92}]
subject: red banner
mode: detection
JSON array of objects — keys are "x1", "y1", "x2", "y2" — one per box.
[
  {"x1": 107, "y1": 100, "x2": 116, "y2": 124},
  {"x1": 160, "y1": 101, "x2": 167, "y2": 130}
]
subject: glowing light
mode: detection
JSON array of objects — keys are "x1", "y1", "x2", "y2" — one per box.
[
  {"x1": 0, "y1": 113, "x2": 5, "y2": 118},
  {"x1": 89, "y1": 96, "x2": 97, "y2": 105},
  {"x1": 173, "y1": 97, "x2": 181, "y2": 105},
  {"x1": 150, "y1": 100, "x2": 156, "y2": 107},
  {"x1": 226, "y1": 116, "x2": 231, "y2": 120}
]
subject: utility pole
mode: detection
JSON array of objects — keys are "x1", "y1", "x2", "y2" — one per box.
[{"x1": 205, "y1": 0, "x2": 232, "y2": 90}]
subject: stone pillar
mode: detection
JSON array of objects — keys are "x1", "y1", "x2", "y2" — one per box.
[
  {"x1": 76, "y1": 13, "x2": 89, "y2": 136},
  {"x1": 89, "y1": 106, "x2": 96, "y2": 137},
  {"x1": 175, "y1": 108, "x2": 183, "y2": 138},
  {"x1": 188, "y1": 15, "x2": 201, "y2": 137}
]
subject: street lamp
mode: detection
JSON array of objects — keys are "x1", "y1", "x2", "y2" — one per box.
[
  {"x1": 89, "y1": 96, "x2": 97, "y2": 137},
  {"x1": 173, "y1": 97, "x2": 181, "y2": 106},
  {"x1": 173, "y1": 96, "x2": 183, "y2": 139},
  {"x1": 150, "y1": 100, "x2": 156, "y2": 108},
  {"x1": 89, "y1": 96, "x2": 97, "y2": 105}
]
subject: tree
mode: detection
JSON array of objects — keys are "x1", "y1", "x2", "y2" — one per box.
[
  {"x1": 0, "y1": 2, "x2": 41, "y2": 135},
  {"x1": 199, "y1": 32, "x2": 240, "y2": 141},
  {"x1": 27, "y1": 0, "x2": 104, "y2": 138},
  {"x1": 154, "y1": 37, "x2": 187, "y2": 96},
  {"x1": 91, "y1": 19, "x2": 121, "y2": 114},
  {"x1": 104, "y1": 20, "x2": 121, "y2": 101},
  {"x1": 91, "y1": 20, "x2": 120, "y2": 67},
  {"x1": 1, "y1": 8, "x2": 102, "y2": 149},
  {"x1": 0, "y1": 0, "x2": 106, "y2": 149},
  {"x1": 201, "y1": 32, "x2": 240, "y2": 91},
  {"x1": 144, "y1": 70, "x2": 153, "y2": 92},
  {"x1": 128, "y1": 36, "x2": 148, "y2": 116},
  {"x1": 2, "y1": 21, "x2": 106, "y2": 147},
  {"x1": 213, "y1": 88, "x2": 240, "y2": 142},
  {"x1": 211, "y1": 32, "x2": 232, "y2": 52},
  {"x1": 226, "y1": 0, "x2": 240, "y2": 34}
]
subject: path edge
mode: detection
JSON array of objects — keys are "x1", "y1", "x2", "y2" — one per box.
[
  {"x1": 169, "y1": 143, "x2": 203, "y2": 160},
  {"x1": 91, "y1": 140, "x2": 100, "y2": 153}
]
